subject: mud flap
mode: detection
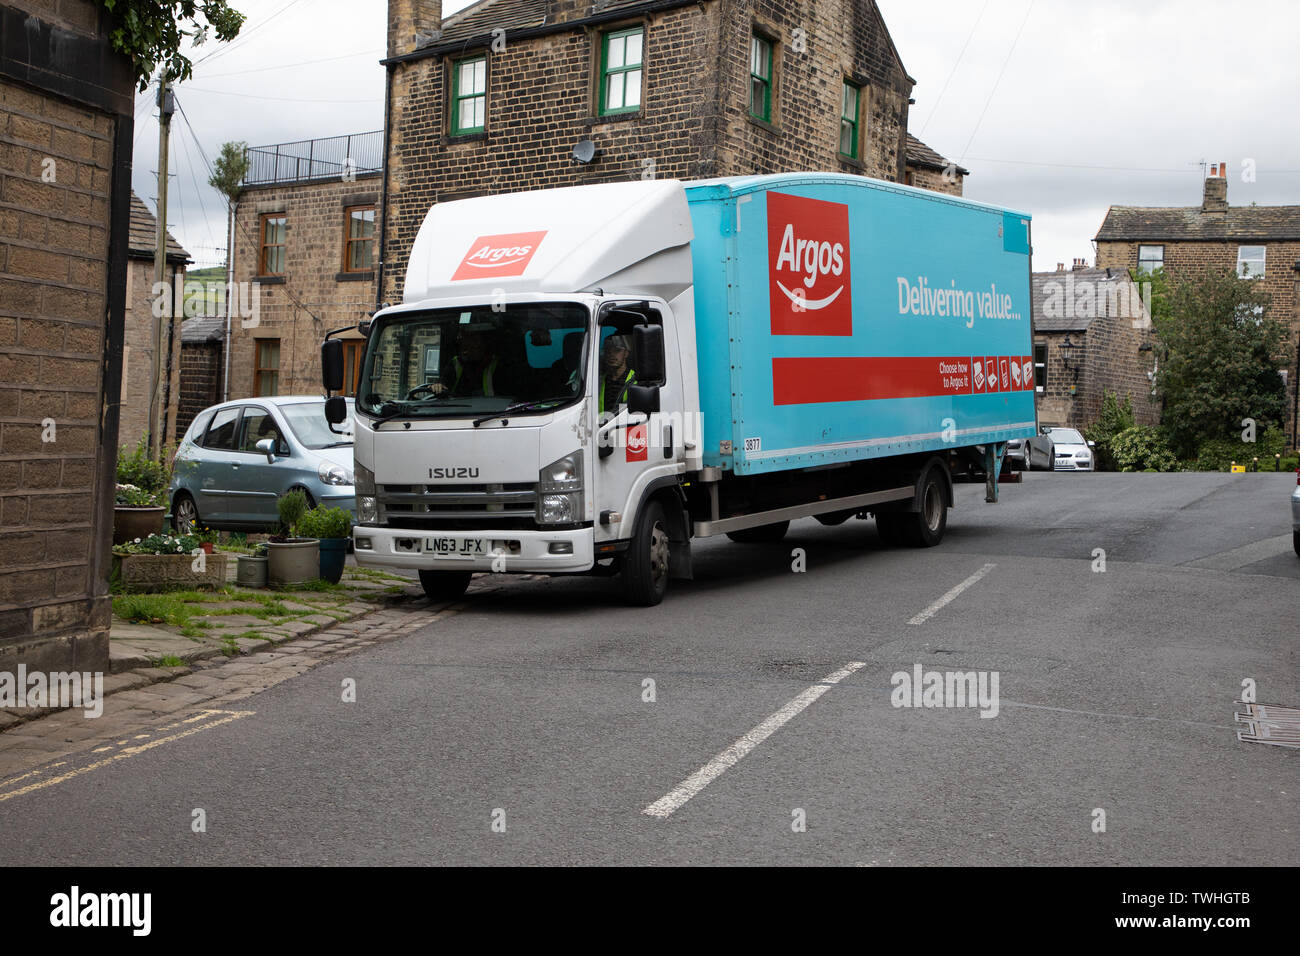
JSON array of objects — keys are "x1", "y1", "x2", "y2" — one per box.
[{"x1": 985, "y1": 442, "x2": 1007, "y2": 503}]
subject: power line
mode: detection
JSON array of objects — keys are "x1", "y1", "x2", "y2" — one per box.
[
  {"x1": 197, "y1": 49, "x2": 382, "y2": 79},
  {"x1": 959, "y1": 0, "x2": 1036, "y2": 164},
  {"x1": 192, "y1": 0, "x2": 306, "y2": 69},
  {"x1": 918, "y1": 0, "x2": 990, "y2": 139},
  {"x1": 181, "y1": 85, "x2": 379, "y2": 104}
]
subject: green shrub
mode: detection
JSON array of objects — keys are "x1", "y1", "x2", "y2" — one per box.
[
  {"x1": 1192, "y1": 427, "x2": 1286, "y2": 471},
  {"x1": 1084, "y1": 391, "x2": 1136, "y2": 471},
  {"x1": 277, "y1": 489, "x2": 309, "y2": 536},
  {"x1": 297, "y1": 506, "x2": 353, "y2": 539},
  {"x1": 1110, "y1": 426, "x2": 1179, "y2": 472},
  {"x1": 116, "y1": 439, "x2": 171, "y2": 496}
]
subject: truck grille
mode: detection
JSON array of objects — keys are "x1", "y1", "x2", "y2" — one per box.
[{"x1": 378, "y1": 482, "x2": 537, "y2": 527}]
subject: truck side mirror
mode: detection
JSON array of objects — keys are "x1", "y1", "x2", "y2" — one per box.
[
  {"x1": 359, "y1": 317, "x2": 371, "y2": 337},
  {"x1": 325, "y1": 395, "x2": 348, "y2": 425},
  {"x1": 321, "y1": 339, "x2": 344, "y2": 392},
  {"x1": 633, "y1": 323, "x2": 666, "y2": 385},
  {"x1": 627, "y1": 384, "x2": 659, "y2": 415}
]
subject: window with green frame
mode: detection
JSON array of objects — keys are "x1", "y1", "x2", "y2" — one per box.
[
  {"x1": 451, "y1": 56, "x2": 487, "y2": 134},
  {"x1": 600, "y1": 26, "x2": 643, "y2": 114},
  {"x1": 749, "y1": 33, "x2": 773, "y2": 121},
  {"x1": 839, "y1": 81, "x2": 860, "y2": 158}
]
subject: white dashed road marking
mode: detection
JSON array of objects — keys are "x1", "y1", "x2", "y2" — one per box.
[
  {"x1": 907, "y1": 563, "x2": 996, "y2": 625},
  {"x1": 643, "y1": 661, "x2": 867, "y2": 819}
]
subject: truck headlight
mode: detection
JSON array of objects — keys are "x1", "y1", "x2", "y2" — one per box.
[
  {"x1": 354, "y1": 461, "x2": 377, "y2": 524},
  {"x1": 537, "y1": 451, "x2": 583, "y2": 525},
  {"x1": 318, "y1": 462, "x2": 354, "y2": 486}
]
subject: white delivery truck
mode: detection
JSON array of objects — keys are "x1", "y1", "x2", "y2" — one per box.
[{"x1": 321, "y1": 173, "x2": 1037, "y2": 605}]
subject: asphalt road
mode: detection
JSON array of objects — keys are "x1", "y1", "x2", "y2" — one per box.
[{"x1": 3, "y1": 472, "x2": 1297, "y2": 865}]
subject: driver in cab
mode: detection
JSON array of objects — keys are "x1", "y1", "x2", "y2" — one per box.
[{"x1": 431, "y1": 329, "x2": 503, "y2": 397}]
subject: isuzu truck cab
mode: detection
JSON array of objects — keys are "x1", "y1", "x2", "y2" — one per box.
[{"x1": 321, "y1": 173, "x2": 1037, "y2": 605}]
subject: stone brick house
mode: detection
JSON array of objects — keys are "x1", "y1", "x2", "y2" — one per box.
[
  {"x1": 1030, "y1": 262, "x2": 1159, "y2": 430},
  {"x1": 379, "y1": 0, "x2": 921, "y2": 303},
  {"x1": 1095, "y1": 165, "x2": 1300, "y2": 448},
  {"x1": 0, "y1": 0, "x2": 135, "y2": 674},
  {"x1": 225, "y1": 132, "x2": 382, "y2": 400},
  {"x1": 120, "y1": 191, "x2": 190, "y2": 451},
  {"x1": 904, "y1": 133, "x2": 966, "y2": 196},
  {"x1": 178, "y1": 314, "x2": 224, "y2": 436}
]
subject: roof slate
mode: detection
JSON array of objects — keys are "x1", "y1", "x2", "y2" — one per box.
[
  {"x1": 1096, "y1": 204, "x2": 1300, "y2": 242},
  {"x1": 129, "y1": 192, "x2": 190, "y2": 261},
  {"x1": 1032, "y1": 268, "x2": 1147, "y2": 332},
  {"x1": 905, "y1": 134, "x2": 968, "y2": 176}
]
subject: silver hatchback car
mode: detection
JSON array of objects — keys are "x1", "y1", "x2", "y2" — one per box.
[{"x1": 168, "y1": 396, "x2": 356, "y2": 533}]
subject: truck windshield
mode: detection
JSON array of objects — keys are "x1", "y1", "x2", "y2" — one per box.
[{"x1": 357, "y1": 303, "x2": 590, "y2": 419}]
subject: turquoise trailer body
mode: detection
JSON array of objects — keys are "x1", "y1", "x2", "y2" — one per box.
[{"x1": 683, "y1": 173, "x2": 1036, "y2": 476}]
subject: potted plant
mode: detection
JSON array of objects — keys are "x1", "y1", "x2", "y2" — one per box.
[
  {"x1": 298, "y1": 506, "x2": 352, "y2": 584},
  {"x1": 113, "y1": 441, "x2": 171, "y2": 544},
  {"x1": 236, "y1": 541, "x2": 269, "y2": 588},
  {"x1": 112, "y1": 532, "x2": 228, "y2": 591},
  {"x1": 266, "y1": 489, "x2": 318, "y2": 587},
  {"x1": 195, "y1": 524, "x2": 219, "y2": 554},
  {"x1": 113, "y1": 483, "x2": 165, "y2": 543}
]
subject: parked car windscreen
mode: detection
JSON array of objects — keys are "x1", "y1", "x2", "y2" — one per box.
[
  {"x1": 1048, "y1": 428, "x2": 1085, "y2": 445},
  {"x1": 281, "y1": 401, "x2": 354, "y2": 449}
]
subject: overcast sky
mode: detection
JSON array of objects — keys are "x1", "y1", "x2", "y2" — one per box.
[{"x1": 135, "y1": 0, "x2": 1300, "y2": 273}]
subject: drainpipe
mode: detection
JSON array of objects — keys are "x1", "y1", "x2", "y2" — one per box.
[
  {"x1": 222, "y1": 198, "x2": 235, "y2": 402},
  {"x1": 376, "y1": 63, "x2": 394, "y2": 309}
]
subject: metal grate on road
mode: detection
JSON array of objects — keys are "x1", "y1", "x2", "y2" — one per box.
[{"x1": 1235, "y1": 701, "x2": 1300, "y2": 749}]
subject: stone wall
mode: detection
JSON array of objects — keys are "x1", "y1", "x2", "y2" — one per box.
[
  {"x1": 228, "y1": 173, "x2": 380, "y2": 400},
  {"x1": 1096, "y1": 238, "x2": 1300, "y2": 447},
  {"x1": 0, "y1": 0, "x2": 134, "y2": 672},
  {"x1": 117, "y1": 255, "x2": 184, "y2": 451},
  {"x1": 178, "y1": 340, "x2": 223, "y2": 437}
]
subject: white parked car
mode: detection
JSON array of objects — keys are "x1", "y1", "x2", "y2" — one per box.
[{"x1": 1044, "y1": 427, "x2": 1095, "y2": 471}]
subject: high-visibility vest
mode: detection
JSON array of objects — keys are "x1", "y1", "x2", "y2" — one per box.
[
  {"x1": 451, "y1": 356, "x2": 498, "y2": 396},
  {"x1": 601, "y1": 369, "x2": 636, "y2": 412}
]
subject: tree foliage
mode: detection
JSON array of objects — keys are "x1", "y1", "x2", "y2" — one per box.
[
  {"x1": 100, "y1": 0, "x2": 245, "y2": 91},
  {"x1": 1110, "y1": 426, "x2": 1179, "y2": 472},
  {"x1": 1151, "y1": 266, "x2": 1287, "y2": 458},
  {"x1": 209, "y1": 140, "x2": 249, "y2": 203},
  {"x1": 1084, "y1": 390, "x2": 1136, "y2": 471}
]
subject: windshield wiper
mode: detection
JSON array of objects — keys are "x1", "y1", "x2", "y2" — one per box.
[
  {"x1": 472, "y1": 397, "x2": 572, "y2": 428},
  {"x1": 370, "y1": 400, "x2": 473, "y2": 428},
  {"x1": 321, "y1": 439, "x2": 354, "y2": 448}
]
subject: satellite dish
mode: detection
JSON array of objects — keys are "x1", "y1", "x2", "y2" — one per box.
[{"x1": 572, "y1": 139, "x2": 597, "y2": 164}]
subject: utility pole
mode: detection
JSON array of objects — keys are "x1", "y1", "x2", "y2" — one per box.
[{"x1": 150, "y1": 72, "x2": 174, "y2": 458}]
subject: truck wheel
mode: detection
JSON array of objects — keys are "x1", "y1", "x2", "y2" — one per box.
[
  {"x1": 1294, "y1": 530, "x2": 1300, "y2": 558},
  {"x1": 902, "y1": 468, "x2": 948, "y2": 547},
  {"x1": 418, "y1": 570, "x2": 473, "y2": 601},
  {"x1": 726, "y1": 521, "x2": 790, "y2": 543},
  {"x1": 623, "y1": 499, "x2": 670, "y2": 606}
]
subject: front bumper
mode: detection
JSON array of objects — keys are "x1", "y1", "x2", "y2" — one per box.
[
  {"x1": 352, "y1": 525, "x2": 595, "y2": 573},
  {"x1": 318, "y1": 490, "x2": 358, "y2": 519},
  {"x1": 1053, "y1": 458, "x2": 1093, "y2": 471}
]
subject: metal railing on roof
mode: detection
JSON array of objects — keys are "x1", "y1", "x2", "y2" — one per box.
[{"x1": 243, "y1": 130, "x2": 383, "y2": 187}]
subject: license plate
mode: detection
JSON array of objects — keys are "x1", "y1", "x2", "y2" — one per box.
[{"x1": 423, "y1": 537, "x2": 487, "y2": 557}]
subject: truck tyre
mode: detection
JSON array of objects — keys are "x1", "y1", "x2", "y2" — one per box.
[
  {"x1": 1294, "y1": 530, "x2": 1300, "y2": 558},
  {"x1": 901, "y1": 467, "x2": 948, "y2": 547},
  {"x1": 623, "y1": 499, "x2": 671, "y2": 606},
  {"x1": 418, "y1": 569, "x2": 473, "y2": 602},
  {"x1": 726, "y1": 521, "x2": 790, "y2": 543}
]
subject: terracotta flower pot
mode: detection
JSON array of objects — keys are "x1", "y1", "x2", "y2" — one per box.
[{"x1": 113, "y1": 506, "x2": 165, "y2": 545}]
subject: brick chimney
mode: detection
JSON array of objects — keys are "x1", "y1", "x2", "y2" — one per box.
[
  {"x1": 1056, "y1": 262, "x2": 1065, "y2": 272},
  {"x1": 1202, "y1": 161, "x2": 1229, "y2": 213},
  {"x1": 389, "y1": 0, "x2": 442, "y2": 58},
  {"x1": 1072, "y1": 257, "x2": 1088, "y2": 271}
]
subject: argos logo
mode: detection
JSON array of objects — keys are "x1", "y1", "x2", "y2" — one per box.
[
  {"x1": 451, "y1": 231, "x2": 547, "y2": 280},
  {"x1": 768, "y1": 192, "x2": 853, "y2": 336},
  {"x1": 626, "y1": 423, "x2": 648, "y2": 462}
]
